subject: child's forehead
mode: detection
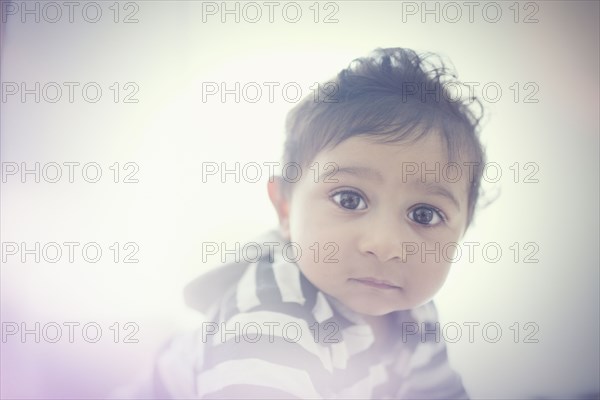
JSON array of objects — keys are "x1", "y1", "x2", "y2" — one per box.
[{"x1": 314, "y1": 134, "x2": 450, "y2": 168}]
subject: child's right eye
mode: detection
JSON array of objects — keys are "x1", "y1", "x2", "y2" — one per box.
[{"x1": 330, "y1": 190, "x2": 367, "y2": 210}]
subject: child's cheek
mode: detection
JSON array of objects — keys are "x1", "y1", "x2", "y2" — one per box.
[{"x1": 406, "y1": 261, "x2": 452, "y2": 305}]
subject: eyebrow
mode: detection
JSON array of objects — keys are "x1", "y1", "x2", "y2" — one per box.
[
  {"x1": 318, "y1": 166, "x2": 384, "y2": 182},
  {"x1": 415, "y1": 181, "x2": 461, "y2": 211},
  {"x1": 318, "y1": 165, "x2": 461, "y2": 211}
]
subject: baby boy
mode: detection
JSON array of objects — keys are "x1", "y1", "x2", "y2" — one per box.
[{"x1": 133, "y1": 47, "x2": 485, "y2": 400}]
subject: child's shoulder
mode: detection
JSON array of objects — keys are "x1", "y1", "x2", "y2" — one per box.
[
  {"x1": 211, "y1": 253, "x2": 327, "y2": 330},
  {"x1": 184, "y1": 233, "x2": 325, "y2": 325}
]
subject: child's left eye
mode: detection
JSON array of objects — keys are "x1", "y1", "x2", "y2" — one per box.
[
  {"x1": 408, "y1": 205, "x2": 445, "y2": 226},
  {"x1": 331, "y1": 190, "x2": 367, "y2": 210}
]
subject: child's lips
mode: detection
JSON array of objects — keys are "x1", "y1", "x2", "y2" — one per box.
[{"x1": 350, "y1": 277, "x2": 403, "y2": 290}]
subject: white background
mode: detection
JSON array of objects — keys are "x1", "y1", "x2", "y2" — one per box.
[{"x1": 1, "y1": 1, "x2": 599, "y2": 399}]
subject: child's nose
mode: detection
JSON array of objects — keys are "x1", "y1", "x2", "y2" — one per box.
[{"x1": 357, "y1": 216, "x2": 409, "y2": 264}]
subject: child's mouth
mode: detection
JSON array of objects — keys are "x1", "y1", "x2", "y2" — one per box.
[{"x1": 350, "y1": 277, "x2": 402, "y2": 290}]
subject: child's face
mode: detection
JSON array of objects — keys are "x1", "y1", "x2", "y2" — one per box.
[{"x1": 272, "y1": 134, "x2": 470, "y2": 316}]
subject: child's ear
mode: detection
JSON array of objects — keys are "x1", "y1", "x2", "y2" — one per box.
[{"x1": 267, "y1": 177, "x2": 291, "y2": 240}]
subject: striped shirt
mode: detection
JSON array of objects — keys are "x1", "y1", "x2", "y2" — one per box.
[{"x1": 145, "y1": 231, "x2": 469, "y2": 399}]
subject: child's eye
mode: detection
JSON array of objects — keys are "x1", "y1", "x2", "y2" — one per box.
[
  {"x1": 331, "y1": 190, "x2": 367, "y2": 210},
  {"x1": 408, "y1": 205, "x2": 446, "y2": 226}
]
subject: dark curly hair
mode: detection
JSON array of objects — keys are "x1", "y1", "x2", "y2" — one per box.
[{"x1": 281, "y1": 47, "x2": 486, "y2": 226}]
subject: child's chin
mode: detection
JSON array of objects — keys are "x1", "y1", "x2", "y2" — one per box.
[{"x1": 344, "y1": 298, "x2": 410, "y2": 316}]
